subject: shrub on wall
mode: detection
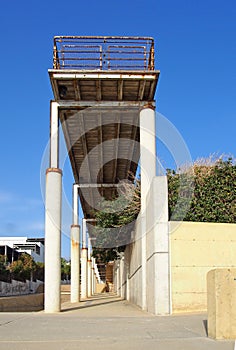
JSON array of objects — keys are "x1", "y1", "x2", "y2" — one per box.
[
  {"x1": 168, "y1": 157, "x2": 236, "y2": 223},
  {"x1": 91, "y1": 157, "x2": 235, "y2": 263}
]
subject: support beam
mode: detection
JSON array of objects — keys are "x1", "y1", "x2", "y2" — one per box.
[
  {"x1": 57, "y1": 100, "x2": 155, "y2": 108},
  {"x1": 97, "y1": 113, "x2": 103, "y2": 185},
  {"x1": 45, "y1": 101, "x2": 62, "y2": 313},
  {"x1": 79, "y1": 113, "x2": 95, "y2": 209},
  {"x1": 118, "y1": 80, "x2": 123, "y2": 100},
  {"x1": 138, "y1": 80, "x2": 146, "y2": 100},
  {"x1": 74, "y1": 80, "x2": 81, "y2": 100},
  {"x1": 139, "y1": 104, "x2": 156, "y2": 311},
  {"x1": 96, "y1": 80, "x2": 102, "y2": 100},
  {"x1": 112, "y1": 118, "x2": 120, "y2": 183}
]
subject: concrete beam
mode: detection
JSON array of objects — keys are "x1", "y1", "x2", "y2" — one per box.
[{"x1": 57, "y1": 100, "x2": 155, "y2": 109}]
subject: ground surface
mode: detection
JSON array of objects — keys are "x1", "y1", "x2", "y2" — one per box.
[{"x1": 0, "y1": 293, "x2": 234, "y2": 350}]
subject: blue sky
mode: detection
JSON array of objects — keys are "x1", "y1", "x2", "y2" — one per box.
[{"x1": 0, "y1": 0, "x2": 235, "y2": 258}]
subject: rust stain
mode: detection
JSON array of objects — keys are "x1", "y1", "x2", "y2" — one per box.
[{"x1": 72, "y1": 239, "x2": 79, "y2": 249}]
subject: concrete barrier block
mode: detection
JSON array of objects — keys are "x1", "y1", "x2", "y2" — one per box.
[{"x1": 207, "y1": 268, "x2": 236, "y2": 339}]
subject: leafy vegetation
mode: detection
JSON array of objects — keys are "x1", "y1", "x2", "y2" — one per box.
[
  {"x1": 92, "y1": 156, "x2": 236, "y2": 263},
  {"x1": 0, "y1": 253, "x2": 44, "y2": 282},
  {"x1": 168, "y1": 157, "x2": 236, "y2": 222},
  {"x1": 61, "y1": 258, "x2": 71, "y2": 280},
  {"x1": 91, "y1": 177, "x2": 140, "y2": 262},
  {"x1": 9, "y1": 253, "x2": 36, "y2": 281},
  {"x1": 0, "y1": 254, "x2": 71, "y2": 283}
]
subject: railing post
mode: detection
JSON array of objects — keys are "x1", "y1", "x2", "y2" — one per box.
[{"x1": 53, "y1": 39, "x2": 58, "y2": 69}]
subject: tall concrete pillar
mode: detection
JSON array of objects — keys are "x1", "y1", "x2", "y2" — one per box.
[
  {"x1": 81, "y1": 218, "x2": 88, "y2": 299},
  {"x1": 116, "y1": 261, "x2": 121, "y2": 296},
  {"x1": 125, "y1": 246, "x2": 130, "y2": 301},
  {"x1": 120, "y1": 257, "x2": 125, "y2": 299},
  {"x1": 45, "y1": 101, "x2": 62, "y2": 313},
  {"x1": 71, "y1": 225, "x2": 80, "y2": 302},
  {"x1": 126, "y1": 268, "x2": 130, "y2": 301},
  {"x1": 139, "y1": 104, "x2": 156, "y2": 310},
  {"x1": 70, "y1": 184, "x2": 80, "y2": 303},
  {"x1": 87, "y1": 237, "x2": 92, "y2": 297},
  {"x1": 91, "y1": 257, "x2": 95, "y2": 295},
  {"x1": 87, "y1": 259, "x2": 92, "y2": 297}
]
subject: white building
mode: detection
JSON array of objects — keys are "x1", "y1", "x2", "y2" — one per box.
[{"x1": 0, "y1": 237, "x2": 44, "y2": 263}]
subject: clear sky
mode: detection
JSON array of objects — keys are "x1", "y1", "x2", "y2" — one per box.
[{"x1": 0, "y1": 0, "x2": 235, "y2": 258}]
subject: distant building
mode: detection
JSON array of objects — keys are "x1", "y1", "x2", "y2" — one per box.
[{"x1": 0, "y1": 237, "x2": 44, "y2": 263}]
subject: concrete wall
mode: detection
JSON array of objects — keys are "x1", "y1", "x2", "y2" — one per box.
[
  {"x1": 0, "y1": 293, "x2": 44, "y2": 312},
  {"x1": 120, "y1": 176, "x2": 170, "y2": 314},
  {"x1": 127, "y1": 214, "x2": 143, "y2": 308},
  {"x1": 146, "y1": 176, "x2": 170, "y2": 315},
  {"x1": 0, "y1": 280, "x2": 43, "y2": 297},
  {"x1": 170, "y1": 221, "x2": 236, "y2": 313},
  {"x1": 114, "y1": 181, "x2": 236, "y2": 315}
]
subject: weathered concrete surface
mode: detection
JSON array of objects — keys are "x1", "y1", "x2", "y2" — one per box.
[
  {"x1": 0, "y1": 293, "x2": 44, "y2": 312},
  {"x1": 170, "y1": 221, "x2": 236, "y2": 313},
  {"x1": 146, "y1": 176, "x2": 170, "y2": 315},
  {"x1": 0, "y1": 294, "x2": 233, "y2": 350},
  {"x1": 127, "y1": 215, "x2": 143, "y2": 308},
  {"x1": 207, "y1": 268, "x2": 236, "y2": 340},
  {"x1": 0, "y1": 280, "x2": 43, "y2": 297}
]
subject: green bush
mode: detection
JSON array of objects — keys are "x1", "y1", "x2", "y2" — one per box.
[
  {"x1": 9, "y1": 253, "x2": 36, "y2": 281},
  {"x1": 168, "y1": 157, "x2": 236, "y2": 223},
  {"x1": 92, "y1": 157, "x2": 236, "y2": 263}
]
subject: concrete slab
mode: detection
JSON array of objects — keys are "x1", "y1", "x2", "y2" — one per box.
[{"x1": 0, "y1": 293, "x2": 234, "y2": 350}]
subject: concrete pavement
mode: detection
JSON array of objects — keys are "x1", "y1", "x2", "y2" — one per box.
[{"x1": 0, "y1": 293, "x2": 234, "y2": 350}]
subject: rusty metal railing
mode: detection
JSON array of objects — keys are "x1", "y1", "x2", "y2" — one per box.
[{"x1": 53, "y1": 36, "x2": 155, "y2": 71}]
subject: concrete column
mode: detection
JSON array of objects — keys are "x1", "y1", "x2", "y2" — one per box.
[
  {"x1": 81, "y1": 249, "x2": 88, "y2": 298},
  {"x1": 120, "y1": 257, "x2": 125, "y2": 299},
  {"x1": 91, "y1": 257, "x2": 95, "y2": 295},
  {"x1": 126, "y1": 268, "x2": 130, "y2": 301},
  {"x1": 139, "y1": 104, "x2": 156, "y2": 310},
  {"x1": 93, "y1": 259, "x2": 98, "y2": 293},
  {"x1": 115, "y1": 263, "x2": 119, "y2": 295},
  {"x1": 70, "y1": 225, "x2": 80, "y2": 302},
  {"x1": 81, "y1": 219, "x2": 88, "y2": 299},
  {"x1": 87, "y1": 238, "x2": 92, "y2": 297},
  {"x1": 45, "y1": 101, "x2": 62, "y2": 313},
  {"x1": 87, "y1": 260, "x2": 92, "y2": 297},
  {"x1": 70, "y1": 184, "x2": 80, "y2": 303},
  {"x1": 125, "y1": 247, "x2": 130, "y2": 301},
  {"x1": 117, "y1": 261, "x2": 121, "y2": 296}
]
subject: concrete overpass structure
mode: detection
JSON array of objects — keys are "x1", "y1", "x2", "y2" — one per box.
[{"x1": 44, "y1": 36, "x2": 164, "y2": 313}]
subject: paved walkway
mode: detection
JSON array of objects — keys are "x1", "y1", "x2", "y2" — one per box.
[{"x1": 0, "y1": 293, "x2": 234, "y2": 350}]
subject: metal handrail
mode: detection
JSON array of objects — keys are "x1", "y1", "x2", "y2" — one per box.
[{"x1": 53, "y1": 36, "x2": 155, "y2": 71}]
